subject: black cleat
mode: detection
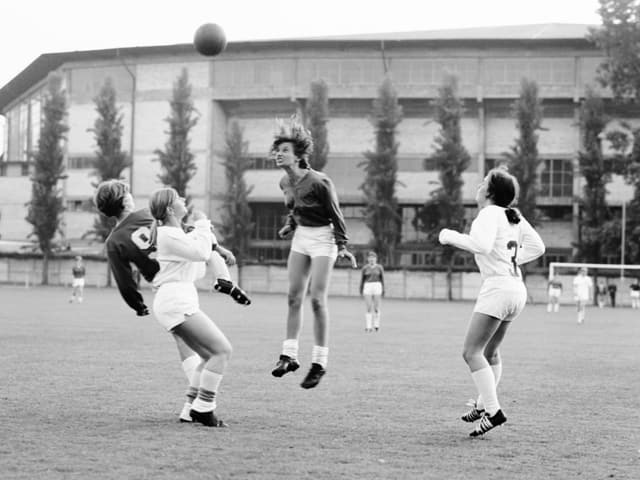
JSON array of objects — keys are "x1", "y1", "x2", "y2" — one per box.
[
  {"x1": 230, "y1": 285, "x2": 251, "y2": 306},
  {"x1": 461, "y1": 399, "x2": 485, "y2": 423},
  {"x1": 214, "y1": 279, "x2": 251, "y2": 306},
  {"x1": 300, "y1": 363, "x2": 326, "y2": 389},
  {"x1": 271, "y1": 355, "x2": 300, "y2": 377},
  {"x1": 469, "y1": 409, "x2": 506, "y2": 437},
  {"x1": 189, "y1": 409, "x2": 228, "y2": 427}
]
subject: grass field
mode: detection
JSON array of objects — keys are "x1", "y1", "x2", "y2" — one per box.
[{"x1": 1, "y1": 285, "x2": 639, "y2": 480}]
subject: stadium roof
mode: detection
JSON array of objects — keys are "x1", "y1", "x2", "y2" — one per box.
[{"x1": 0, "y1": 23, "x2": 596, "y2": 112}]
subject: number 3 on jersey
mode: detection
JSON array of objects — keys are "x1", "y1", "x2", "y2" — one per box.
[{"x1": 506, "y1": 240, "x2": 519, "y2": 276}]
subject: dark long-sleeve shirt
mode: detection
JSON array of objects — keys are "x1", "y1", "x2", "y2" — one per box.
[
  {"x1": 105, "y1": 209, "x2": 159, "y2": 315},
  {"x1": 279, "y1": 169, "x2": 348, "y2": 246}
]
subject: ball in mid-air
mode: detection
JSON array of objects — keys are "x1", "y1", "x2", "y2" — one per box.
[{"x1": 193, "y1": 23, "x2": 227, "y2": 57}]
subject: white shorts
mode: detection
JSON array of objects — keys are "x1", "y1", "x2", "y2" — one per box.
[
  {"x1": 631, "y1": 291, "x2": 640, "y2": 299},
  {"x1": 363, "y1": 282, "x2": 383, "y2": 296},
  {"x1": 290, "y1": 225, "x2": 338, "y2": 259},
  {"x1": 72, "y1": 278, "x2": 85, "y2": 288},
  {"x1": 474, "y1": 276, "x2": 527, "y2": 322},
  {"x1": 153, "y1": 282, "x2": 200, "y2": 331},
  {"x1": 548, "y1": 287, "x2": 561, "y2": 298}
]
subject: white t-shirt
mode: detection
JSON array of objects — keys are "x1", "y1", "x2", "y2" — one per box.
[
  {"x1": 439, "y1": 205, "x2": 545, "y2": 280},
  {"x1": 573, "y1": 275, "x2": 593, "y2": 300}
]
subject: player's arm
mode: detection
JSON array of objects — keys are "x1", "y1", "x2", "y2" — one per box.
[
  {"x1": 167, "y1": 219, "x2": 215, "y2": 262},
  {"x1": 319, "y1": 177, "x2": 348, "y2": 247},
  {"x1": 107, "y1": 243, "x2": 151, "y2": 316},
  {"x1": 359, "y1": 268, "x2": 365, "y2": 295},
  {"x1": 379, "y1": 265, "x2": 385, "y2": 296},
  {"x1": 516, "y1": 218, "x2": 545, "y2": 264},
  {"x1": 439, "y1": 208, "x2": 496, "y2": 254}
]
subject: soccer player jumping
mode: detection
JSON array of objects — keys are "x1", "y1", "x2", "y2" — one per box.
[{"x1": 439, "y1": 168, "x2": 545, "y2": 437}]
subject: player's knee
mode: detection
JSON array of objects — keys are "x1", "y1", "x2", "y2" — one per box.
[
  {"x1": 462, "y1": 348, "x2": 480, "y2": 364},
  {"x1": 288, "y1": 293, "x2": 304, "y2": 309},
  {"x1": 310, "y1": 295, "x2": 327, "y2": 314}
]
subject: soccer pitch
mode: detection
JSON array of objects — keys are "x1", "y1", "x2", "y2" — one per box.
[{"x1": 1, "y1": 286, "x2": 638, "y2": 479}]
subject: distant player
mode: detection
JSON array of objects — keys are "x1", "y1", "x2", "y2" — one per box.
[
  {"x1": 438, "y1": 167, "x2": 545, "y2": 437},
  {"x1": 547, "y1": 276, "x2": 562, "y2": 313},
  {"x1": 572, "y1": 267, "x2": 593, "y2": 324},
  {"x1": 69, "y1": 255, "x2": 86, "y2": 303},
  {"x1": 608, "y1": 282, "x2": 618, "y2": 308},
  {"x1": 630, "y1": 278, "x2": 640, "y2": 309},
  {"x1": 360, "y1": 251, "x2": 384, "y2": 332},
  {"x1": 596, "y1": 280, "x2": 607, "y2": 308}
]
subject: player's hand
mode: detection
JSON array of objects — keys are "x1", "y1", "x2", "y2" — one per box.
[
  {"x1": 338, "y1": 246, "x2": 358, "y2": 269},
  {"x1": 216, "y1": 246, "x2": 237, "y2": 266},
  {"x1": 137, "y1": 307, "x2": 150, "y2": 317},
  {"x1": 278, "y1": 225, "x2": 294, "y2": 240},
  {"x1": 438, "y1": 229, "x2": 454, "y2": 245}
]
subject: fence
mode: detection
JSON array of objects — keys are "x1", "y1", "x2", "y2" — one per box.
[{"x1": 0, "y1": 255, "x2": 559, "y2": 303}]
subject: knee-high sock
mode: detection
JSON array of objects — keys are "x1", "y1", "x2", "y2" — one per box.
[
  {"x1": 373, "y1": 311, "x2": 381, "y2": 329},
  {"x1": 365, "y1": 313, "x2": 372, "y2": 330},
  {"x1": 477, "y1": 363, "x2": 502, "y2": 410},
  {"x1": 471, "y1": 366, "x2": 500, "y2": 416},
  {"x1": 210, "y1": 250, "x2": 231, "y2": 281},
  {"x1": 182, "y1": 355, "x2": 202, "y2": 403},
  {"x1": 191, "y1": 369, "x2": 223, "y2": 413}
]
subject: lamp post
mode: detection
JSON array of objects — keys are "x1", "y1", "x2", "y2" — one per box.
[
  {"x1": 621, "y1": 200, "x2": 626, "y2": 280},
  {"x1": 117, "y1": 49, "x2": 136, "y2": 194}
]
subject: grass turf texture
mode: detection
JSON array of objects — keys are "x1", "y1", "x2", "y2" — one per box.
[{"x1": 1, "y1": 286, "x2": 638, "y2": 479}]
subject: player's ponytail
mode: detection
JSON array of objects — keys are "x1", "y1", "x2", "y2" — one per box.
[
  {"x1": 148, "y1": 187, "x2": 178, "y2": 249},
  {"x1": 505, "y1": 208, "x2": 521, "y2": 224}
]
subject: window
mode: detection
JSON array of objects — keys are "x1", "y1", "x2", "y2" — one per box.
[
  {"x1": 251, "y1": 203, "x2": 288, "y2": 240},
  {"x1": 540, "y1": 159, "x2": 573, "y2": 197},
  {"x1": 68, "y1": 156, "x2": 96, "y2": 169},
  {"x1": 247, "y1": 156, "x2": 277, "y2": 170}
]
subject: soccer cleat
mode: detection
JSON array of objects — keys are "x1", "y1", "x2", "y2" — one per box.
[
  {"x1": 214, "y1": 279, "x2": 252, "y2": 306},
  {"x1": 461, "y1": 399, "x2": 485, "y2": 423},
  {"x1": 271, "y1": 354, "x2": 300, "y2": 377},
  {"x1": 230, "y1": 285, "x2": 251, "y2": 306},
  {"x1": 300, "y1": 363, "x2": 326, "y2": 389},
  {"x1": 469, "y1": 409, "x2": 507, "y2": 437},
  {"x1": 189, "y1": 409, "x2": 228, "y2": 427}
]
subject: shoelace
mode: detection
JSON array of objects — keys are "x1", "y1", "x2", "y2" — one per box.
[{"x1": 462, "y1": 399, "x2": 484, "y2": 422}]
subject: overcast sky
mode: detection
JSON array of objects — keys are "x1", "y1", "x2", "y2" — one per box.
[{"x1": 0, "y1": 0, "x2": 602, "y2": 88}]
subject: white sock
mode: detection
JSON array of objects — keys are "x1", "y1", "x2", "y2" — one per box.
[
  {"x1": 192, "y1": 369, "x2": 223, "y2": 412},
  {"x1": 476, "y1": 363, "x2": 502, "y2": 411},
  {"x1": 547, "y1": 304, "x2": 552, "y2": 312},
  {"x1": 373, "y1": 312, "x2": 381, "y2": 329},
  {"x1": 311, "y1": 345, "x2": 329, "y2": 368},
  {"x1": 182, "y1": 355, "x2": 201, "y2": 384},
  {"x1": 365, "y1": 313, "x2": 372, "y2": 330},
  {"x1": 282, "y1": 339, "x2": 299, "y2": 359},
  {"x1": 471, "y1": 366, "x2": 500, "y2": 416},
  {"x1": 554, "y1": 304, "x2": 559, "y2": 312}
]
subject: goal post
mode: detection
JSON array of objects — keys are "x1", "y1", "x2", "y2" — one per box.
[{"x1": 548, "y1": 262, "x2": 640, "y2": 281}]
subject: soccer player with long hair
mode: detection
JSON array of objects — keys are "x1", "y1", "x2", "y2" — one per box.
[
  {"x1": 270, "y1": 115, "x2": 357, "y2": 389},
  {"x1": 148, "y1": 187, "x2": 232, "y2": 427},
  {"x1": 438, "y1": 167, "x2": 545, "y2": 436}
]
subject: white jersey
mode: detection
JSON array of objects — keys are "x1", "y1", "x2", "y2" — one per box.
[
  {"x1": 152, "y1": 219, "x2": 215, "y2": 287},
  {"x1": 439, "y1": 205, "x2": 545, "y2": 280},
  {"x1": 573, "y1": 275, "x2": 593, "y2": 300}
]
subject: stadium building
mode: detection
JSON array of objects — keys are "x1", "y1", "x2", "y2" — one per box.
[{"x1": 0, "y1": 24, "x2": 633, "y2": 266}]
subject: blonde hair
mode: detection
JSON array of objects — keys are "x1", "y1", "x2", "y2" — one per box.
[{"x1": 148, "y1": 187, "x2": 179, "y2": 247}]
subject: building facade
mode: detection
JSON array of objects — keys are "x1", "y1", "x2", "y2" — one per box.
[{"x1": 0, "y1": 24, "x2": 634, "y2": 266}]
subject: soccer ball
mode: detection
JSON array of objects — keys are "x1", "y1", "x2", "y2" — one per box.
[{"x1": 193, "y1": 23, "x2": 227, "y2": 57}]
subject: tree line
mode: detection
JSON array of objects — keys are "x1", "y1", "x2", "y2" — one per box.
[{"x1": 26, "y1": 0, "x2": 640, "y2": 286}]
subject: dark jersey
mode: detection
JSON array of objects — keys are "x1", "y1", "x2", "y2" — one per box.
[
  {"x1": 631, "y1": 284, "x2": 640, "y2": 292},
  {"x1": 105, "y1": 209, "x2": 159, "y2": 315},
  {"x1": 361, "y1": 264, "x2": 384, "y2": 284},
  {"x1": 279, "y1": 169, "x2": 348, "y2": 246},
  {"x1": 72, "y1": 266, "x2": 86, "y2": 278},
  {"x1": 548, "y1": 280, "x2": 562, "y2": 290}
]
